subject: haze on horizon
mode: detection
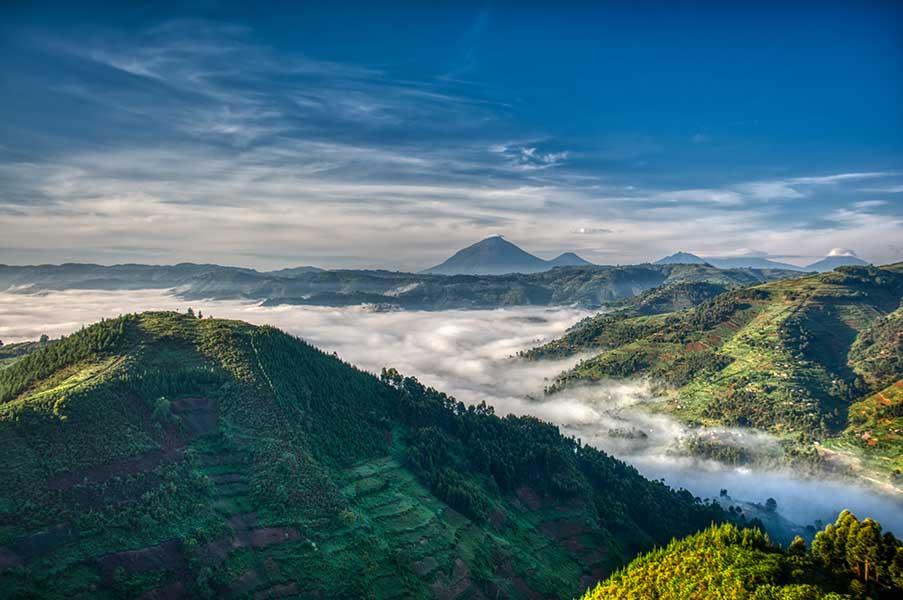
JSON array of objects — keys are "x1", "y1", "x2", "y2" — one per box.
[{"x1": 1, "y1": 1, "x2": 902, "y2": 270}]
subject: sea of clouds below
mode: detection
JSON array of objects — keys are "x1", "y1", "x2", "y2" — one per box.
[{"x1": 1, "y1": 288, "x2": 900, "y2": 534}]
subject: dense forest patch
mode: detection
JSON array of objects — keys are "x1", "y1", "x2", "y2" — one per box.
[{"x1": 583, "y1": 511, "x2": 903, "y2": 600}]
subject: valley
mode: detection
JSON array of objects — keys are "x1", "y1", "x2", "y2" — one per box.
[
  {"x1": 2, "y1": 281, "x2": 900, "y2": 544},
  {"x1": 4, "y1": 2, "x2": 902, "y2": 596}
]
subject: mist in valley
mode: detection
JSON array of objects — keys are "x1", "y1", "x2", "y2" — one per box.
[{"x1": 2, "y1": 288, "x2": 900, "y2": 537}]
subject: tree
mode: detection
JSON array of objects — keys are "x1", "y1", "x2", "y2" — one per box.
[
  {"x1": 856, "y1": 520, "x2": 881, "y2": 583},
  {"x1": 187, "y1": 307, "x2": 195, "y2": 317},
  {"x1": 39, "y1": 334, "x2": 49, "y2": 343},
  {"x1": 765, "y1": 497, "x2": 777, "y2": 512},
  {"x1": 788, "y1": 535, "x2": 806, "y2": 556}
]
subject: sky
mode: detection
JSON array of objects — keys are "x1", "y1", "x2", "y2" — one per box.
[{"x1": 1, "y1": 0, "x2": 902, "y2": 270}]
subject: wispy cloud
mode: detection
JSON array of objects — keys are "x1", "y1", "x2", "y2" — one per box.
[
  {"x1": 572, "y1": 227, "x2": 612, "y2": 235},
  {"x1": 858, "y1": 185, "x2": 903, "y2": 193},
  {"x1": 1, "y1": 20, "x2": 902, "y2": 269},
  {"x1": 732, "y1": 172, "x2": 895, "y2": 201}
]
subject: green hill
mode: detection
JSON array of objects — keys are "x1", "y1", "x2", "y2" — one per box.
[
  {"x1": 582, "y1": 511, "x2": 903, "y2": 600},
  {"x1": 526, "y1": 264, "x2": 903, "y2": 484},
  {"x1": 0, "y1": 311, "x2": 727, "y2": 598}
]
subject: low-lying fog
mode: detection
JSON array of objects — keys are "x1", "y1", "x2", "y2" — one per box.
[{"x1": 2, "y1": 289, "x2": 900, "y2": 536}]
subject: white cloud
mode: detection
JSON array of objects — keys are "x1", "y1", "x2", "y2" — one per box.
[
  {"x1": 828, "y1": 247, "x2": 857, "y2": 257},
  {"x1": 789, "y1": 172, "x2": 892, "y2": 185},
  {"x1": 858, "y1": 185, "x2": 903, "y2": 193},
  {"x1": 654, "y1": 189, "x2": 744, "y2": 205},
  {"x1": 733, "y1": 181, "x2": 804, "y2": 200},
  {"x1": 572, "y1": 227, "x2": 612, "y2": 235},
  {"x1": 853, "y1": 200, "x2": 888, "y2": 209}
]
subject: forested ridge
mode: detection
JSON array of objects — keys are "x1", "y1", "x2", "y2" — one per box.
[{"x1": 0, "y1": 311, "x2": 729, "y2": 598}]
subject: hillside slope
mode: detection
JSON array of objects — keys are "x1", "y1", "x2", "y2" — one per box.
[
  {"x1": 527, "y1": 264, "x2": 903, "y2": 484},
  {"x1": 0, "y1": 312, "x2": 727, "y2": 598},
  {"x1": 582, "y1": 511, "x2": 903, "y2": 600}
]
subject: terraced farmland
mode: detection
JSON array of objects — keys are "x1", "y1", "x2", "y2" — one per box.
[
  {"x1": 528, "y1": 264, "x2": 903, "y2": 487},
  {"x1": 0, "y1": 311, "x2": 726, "y2": 598}
]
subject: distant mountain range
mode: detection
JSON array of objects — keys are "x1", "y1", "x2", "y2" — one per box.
[
  {"x1": 655, "y1": 251, "x2": 869, "y2": 272},
  {"x1": 0, "y1": 261, "x2": 801, "y2": 310},
  {"x1": 423, "y1": 236, "x2": 593, "y2": 275},
  {"x1": 804, "y1": 254, "x2": 871, "y2": 272}
]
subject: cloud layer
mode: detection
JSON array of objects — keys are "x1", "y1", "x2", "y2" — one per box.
[{"x1": 3, "y1": 289, "x2": 900, "y2": 534}]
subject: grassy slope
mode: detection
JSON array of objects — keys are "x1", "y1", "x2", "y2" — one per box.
[
  {"x1": 0, "y1": 312, "x2": 726, "y2": 599},
  {"x1": 527, "y1": 265, "x2": 903, "y2": 484},
  {"x1": 825, "y1": 381, "x2": 903, "y2": 486}
]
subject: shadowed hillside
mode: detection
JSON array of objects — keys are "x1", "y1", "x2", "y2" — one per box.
[{"x1": 0, "y1": 312, "x2": 727, "y2": 598}]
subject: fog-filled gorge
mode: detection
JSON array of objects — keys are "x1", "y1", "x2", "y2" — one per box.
[{"x1": 2, "y1": 289, "x2": 900, "y2": 536}]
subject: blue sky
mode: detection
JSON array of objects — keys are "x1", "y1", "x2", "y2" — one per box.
[{"x1": 1, "y1": 1, "x2": 901, "y2": 269}]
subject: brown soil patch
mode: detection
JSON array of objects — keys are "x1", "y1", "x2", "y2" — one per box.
[
  {"x1": 488, "y1": 508, "x2": 507, "y2": 530},
  {"x1": 137, "y1": 580, "x2": 188, "y2": 600},
  {"x1": 245, "y1": 527, "x2": 302, "y2": 548},
  {"x1": 254, "y1": 583, "x2": 299, "y2": 599},
  {"x1": 538, "y1": 518, "x2": 588, "y2": 541},
  {"x1": 412, "y1": 556, "x2": 438, "y2": 576},
  {"x1": 0, "y1": 546, "x2": 22, "y2": 571},
  {"x1": 433, "y1": 558, "x2": 476, "y2": 600},
  {"x1": 226, "y1": 568, "x2": 263, "y2": 597},
  {"x1": 47, "y1": 449, "x2": 182, "y2": 491},
  {"x1": 514, "y1": 486, "x2": 543, "y2": 511},
  {"x1": 493, "y1": 559, "x2": 543, "y2": 599},
  {"x1": 200, "y1": 513, "x2": 301, "y2": 567},
  {"x1": 228, "y1": 512, "x2": 259, "y2": 530},
  {"x1": 97, "y1": 539, "x2": 186, "y2": 579}
]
